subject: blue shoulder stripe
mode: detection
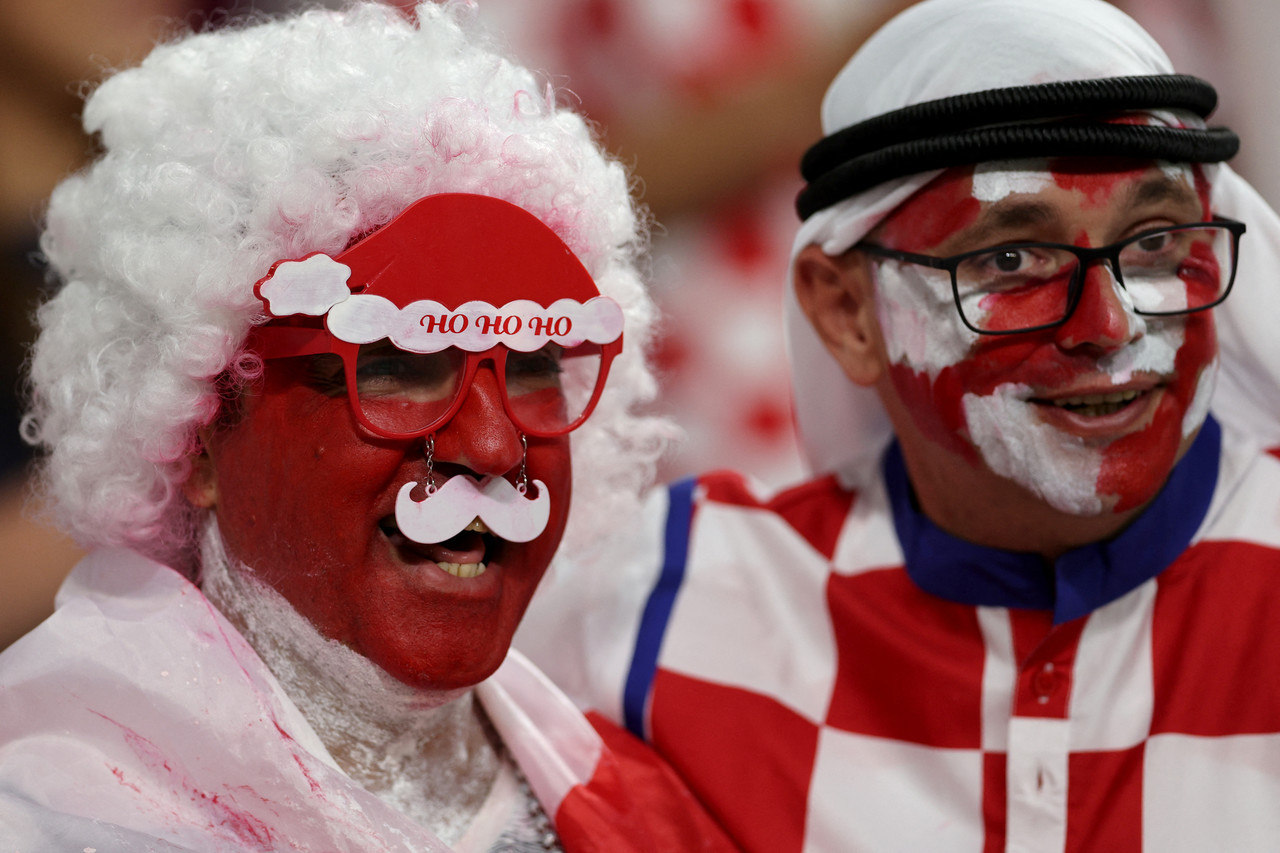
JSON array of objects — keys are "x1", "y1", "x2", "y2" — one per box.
[{"x1": 622, "y1": 477, "x2": 696, "y2": 739}]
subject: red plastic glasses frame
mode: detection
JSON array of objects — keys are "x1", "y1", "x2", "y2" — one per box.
[{"x1": 245, "y1": 323, "x2": 622, "y2": 439}]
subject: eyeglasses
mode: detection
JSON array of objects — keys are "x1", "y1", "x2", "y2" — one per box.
[
  {"x1": 246, "y1": 325, "x2": 621, "y2": 439},
  {"x1": 857, "y1": 218, "x2": 1246, "y2": 335}
]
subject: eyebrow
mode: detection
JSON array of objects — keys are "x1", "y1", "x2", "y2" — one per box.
[
  {"x1": 944, "y1": 170, "x2": 1202, "y2": 251},
  {"x1": 945, "y1": 201, "x2": 1057, "y2": 250},
  {"x1": 1126, "y1": 171, "x2": 1200, "y2": 210}
]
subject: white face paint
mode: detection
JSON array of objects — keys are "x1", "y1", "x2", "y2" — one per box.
[
  {"x1": 873, "y1": 223, "x2": 1198, "y2": 516},
  {"x1": 960, "y1": 311, "x2": 1186, "y2": 513},
  {"x1": 963, "y1": 383, "x2": 1105, "y2": 514},
  {"x1": 961, "y1": 330, "x2": 1212, "y2": 515},
  {"x1": 1161, "y1": 161, "x2": 1196, "y2": 188},
  {"x1": 1181, "y1": 356, "x2": 1218, "y2": 439},
  {"x1": 873, "y1": 261, "x2": 980, "y2": 377},
  {"x1": 971, "y1": 161, "x2": 1053, "y2": 203}
]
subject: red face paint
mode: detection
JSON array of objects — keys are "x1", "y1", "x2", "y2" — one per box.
[
  {"x1": 206, "y1": 360, "x2": 571, "y2": 690},
  {"x1": 873, "y1": 168, "x2": 983, "y2": 252},
  {"x1": 204, "y1": 195, "x2": 597, "y2": 689},
  {"x1": 872, "y1": 161, "x2": 1218, "y2": 515},
  {"x1": 1048, "y1": 157, "x2": 1150, "y2": 209}
]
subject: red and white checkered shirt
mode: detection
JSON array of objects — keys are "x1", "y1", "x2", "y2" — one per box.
[{"x1": 520, "y1": 416, "x2": 1280, "y2": 851}]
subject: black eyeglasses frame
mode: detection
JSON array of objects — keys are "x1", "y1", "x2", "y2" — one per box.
[{"x1": 857, "y1": 217, "x2": 1247, "y2": 336}]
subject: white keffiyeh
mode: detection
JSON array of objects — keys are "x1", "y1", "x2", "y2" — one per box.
[{"x1": 785, "y1": 0, "x2": 1280, "y2": 477}]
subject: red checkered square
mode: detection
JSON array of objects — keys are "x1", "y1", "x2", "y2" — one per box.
[
  {"x1": 982, "y1": 752, "x2": 1007, "y2": 853},
  {"x1": 1151, "y1": 540, "x2": 1280, "y2": 735},
  {"x1": 825, "y1": 567, "x2": 987, "y2": 748},
  {"x1": 650, "y1": 669, "x2": 819, "y2": 853},
  {"x1": 1065, "y1": 746, "x2": 1145, "y2": 851}
]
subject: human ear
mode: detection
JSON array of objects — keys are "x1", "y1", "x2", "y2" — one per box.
[
  {"x1": 181, "y1": 428, "x2": 219, "y2": 510},
  {"x1": 793, "y1": 243, "x2": 884, "y2": 387}
]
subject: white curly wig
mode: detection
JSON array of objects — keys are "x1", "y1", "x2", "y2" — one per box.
[{"x1": 23, "y1": 0, "x2": 668, "y2": 571}]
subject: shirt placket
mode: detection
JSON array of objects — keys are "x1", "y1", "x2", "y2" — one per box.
[{"x1": 1005, "y1": 615, "x2": 1084, "y2": 853}]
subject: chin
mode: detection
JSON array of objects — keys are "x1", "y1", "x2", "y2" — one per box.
[{"x1": 372, "y1": 640, "x2": 511, "y2": 693}]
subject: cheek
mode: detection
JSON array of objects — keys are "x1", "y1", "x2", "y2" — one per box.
[
  {"x1": 877, "y1": 262, "x2": 1056, "y2": 459},
  {"x1": 1169, "y1": 314, "x2": 1217, "y2": 412},
  {"x1": 887, "y1": 362, "x2": 977, "y2": 459},
  {"x1": 1181, "y1": 239, "x2": 1224, "y2": 308},
  {"x1": 525, "y1": 437, "x2": 574, "y2": 548},
  {"x1": 211, "y1": 388, "x2": 399, "y2": 574},
  {"x1": 887, "y1": 335, "x2": 1044, "y2": 462},
  {"x1": 875, "y1": 263, "x2": 979, "y2": 373},
  {"x1": 977, "y1": 276, "x2": 1074, "y2": 333},
  {"x1": 1095, "y1": 315, "x2": 1216, "y2": 511}
]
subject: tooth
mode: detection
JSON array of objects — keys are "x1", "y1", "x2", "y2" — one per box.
[
  {"x1": 436, "y1": 561, "x2": 486, "y2": 578},
  {"x1": 465, "y1": 519, "x2": 491, "y2": 534},
  {"x1": 1053, "y1": 389, "x2": 1142, "y2": 409}
]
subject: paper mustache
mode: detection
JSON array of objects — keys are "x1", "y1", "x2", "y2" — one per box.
[{"x1": 394, "y1": 475, "x2": 551, "y2": 544}]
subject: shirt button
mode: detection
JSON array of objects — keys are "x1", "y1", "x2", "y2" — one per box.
[{"x1": 1032, "y1": 662, "x2": 1056, "y2": 703}]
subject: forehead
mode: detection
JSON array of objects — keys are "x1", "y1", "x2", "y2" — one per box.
[{"x1": 872, "y1": 158, "x2": 1207, "y2": 253}]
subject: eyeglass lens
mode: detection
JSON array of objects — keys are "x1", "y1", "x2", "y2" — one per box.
[
  {"x1": 351, "y1": 340, "x2": 604, "y2": 436},
  {"x1": 954, "y1": 224, "x2": 1235, "y2": 333}
]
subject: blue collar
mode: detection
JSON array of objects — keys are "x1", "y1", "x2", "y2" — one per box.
[{"x1": 885, "y1": 415, "x2": 1221, "y2": 624}]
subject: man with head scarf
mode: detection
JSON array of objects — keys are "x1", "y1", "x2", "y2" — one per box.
[
  {"x1": 518, "y1": 0, "x2": 1280, "y2": 849},
  {"x1": 0, "y1": 4, "x2": 735, "y2": 850}
]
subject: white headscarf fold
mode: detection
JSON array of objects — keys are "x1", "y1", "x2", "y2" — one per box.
[{"x1": 786, "y1": 0, "x2": 1280, "y2": 476}]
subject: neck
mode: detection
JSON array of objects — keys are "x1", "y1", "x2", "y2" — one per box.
[
  {"x1": 900, "y1": 445, "x2": 1142, "y2": 560},
  {"x1": 199, "y1": 522, "x2": 501, "y2": 843}
]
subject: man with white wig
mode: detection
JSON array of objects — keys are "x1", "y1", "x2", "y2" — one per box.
[
  {"x1": 0, "y1": 3, "x2": 735, "y2": 851},
  {"x1": 518, "y1": 0, "x2": 1280, "y2": 849}
]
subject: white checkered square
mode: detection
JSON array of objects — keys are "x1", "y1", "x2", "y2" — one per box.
[
  {"x1": 1144, "y1": 732, "x2": 1280, "y2": 851},
  {"x1": 1070, "y1": 581, "x2": 1156, "y2": 750},
  {"x1": 831, "y1": 471, "x2": 905, "y2": 577},
  {"x1": 662, "y1": 501, "x2": 838, "y2": 723},
  {"x1": 804, "y1": 727, "x2": 986, "y2": 853}
]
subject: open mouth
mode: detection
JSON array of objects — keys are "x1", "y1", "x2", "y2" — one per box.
[
  {"x1": 1035, "y1": 389, "x2": 1144, "y2": 418},
  {"x1": 377, "y1": 516, "x2": 496, "y2": 578}
]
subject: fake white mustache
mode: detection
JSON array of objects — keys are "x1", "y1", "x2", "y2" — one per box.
[{"x1": 394, "y1": 475, "x2": 550, "y2": 545}]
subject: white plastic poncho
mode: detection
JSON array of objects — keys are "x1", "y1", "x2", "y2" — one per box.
[
  {"x1": 0, "y1": 551, "x2": 731, "y2": 851},
  {"x1": 785, "y1": 0, "x2": 1280, "y2": 477}
]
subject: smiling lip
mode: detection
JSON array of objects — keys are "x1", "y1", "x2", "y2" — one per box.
[
  {"x1": 1028, "y1": 381, "x2": 1164, "y2": 438},
  {"x1": 377, "y1": 516, "x2": 494, "y2": 579}
]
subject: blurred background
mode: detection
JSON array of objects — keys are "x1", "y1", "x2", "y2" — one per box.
[{"x1": 2, "y1": 0, "x2": 1276, "y2": 649}]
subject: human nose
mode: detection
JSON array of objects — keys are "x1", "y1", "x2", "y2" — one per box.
[
  {"x1": 432, "y1": 363, "x2": 522, "y2": 476},
  {"x1": 1054, "y1": 260, "x2": 1143, "y2": 352}
]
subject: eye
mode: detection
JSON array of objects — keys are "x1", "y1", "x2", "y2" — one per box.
[
  {"x1": 992, "y1": 250, "x2": 1025, "y2": 272},
  {"x1": 506, "y1": 346, "x2": 564, "y2": 392},
  {"x1": 969, "y1": 246, "x2": 1054, "y2": 279},
  {"x1": 1134, "y1": 231, "x2": 1174, "y2": 253},
  {"x1": 955, "y1": 244, "x2": 1074, "y2": 298},
  {"x1": 973, "y1": 246, "x2": 1052, "y2": 276},
  {"x1": 305, "y1": 354, "x2": 346, "y2": 396},
  {"x1": 353, "y1": 343, "x2": 459, "y2": 399}
]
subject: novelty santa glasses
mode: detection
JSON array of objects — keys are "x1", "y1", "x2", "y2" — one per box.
[
  {"x1": 248, "y1": 322, "x2": 620, "y2": 438},
  {"x1": 859, "y1": 218, "x2": 1246, "y2": 335},
  {"x1": 244, "y1": 193, "x2": 625, "y2": 439}
]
